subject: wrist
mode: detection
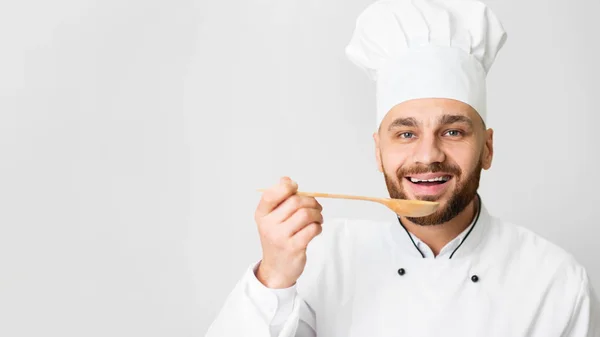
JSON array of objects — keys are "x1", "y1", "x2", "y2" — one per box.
[{"x1": 255, "y1": 262, "x2": 295, "y2": 289}]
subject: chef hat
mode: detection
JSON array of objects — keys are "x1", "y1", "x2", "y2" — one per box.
[{"x1": 345, "y1": 0, "x2": 507, "y2": 128}]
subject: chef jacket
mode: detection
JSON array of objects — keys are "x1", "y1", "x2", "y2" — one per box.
[{"x1": 205, "y1": 200, "x2": 600, "y2": 336}]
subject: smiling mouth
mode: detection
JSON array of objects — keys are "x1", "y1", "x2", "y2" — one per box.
[{"x1": 405, "y1": 175, "x2": 452, "y2": 186}]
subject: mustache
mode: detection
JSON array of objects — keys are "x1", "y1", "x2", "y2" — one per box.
[{"x1": 396, "y1": 162, "x2": 462, "y2": 177}]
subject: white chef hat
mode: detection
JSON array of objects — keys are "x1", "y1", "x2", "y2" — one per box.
[{"x1": 345, "y1": 0, "x2": 507, "y2": 128}]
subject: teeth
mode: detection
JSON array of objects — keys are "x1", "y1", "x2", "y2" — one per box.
[{"x1": 410, "y1": 176, "x2": 450, "y2": 183}]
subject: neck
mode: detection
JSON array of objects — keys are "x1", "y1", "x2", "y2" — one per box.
[{"x1": 400, "y1": 195, "x2": 479, "y2": 257}]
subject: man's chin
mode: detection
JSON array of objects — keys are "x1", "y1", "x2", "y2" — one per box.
[
  {"x1": 405, "y1": 199, "x2": 454, "y2": 226},
  {"x1": 408, "y1": 193, "x2": 444, "y2": 202}
]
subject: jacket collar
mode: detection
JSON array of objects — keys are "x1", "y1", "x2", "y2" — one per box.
[{"x1": 389, "y1": 194, "x2": 491, "y2": 260}]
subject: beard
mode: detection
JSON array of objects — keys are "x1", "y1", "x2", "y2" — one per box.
[{"x1": 383, "y1": 159, "x2": 482, "y2": 226}]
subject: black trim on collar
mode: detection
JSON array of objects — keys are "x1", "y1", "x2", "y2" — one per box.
[
  {"x1": 448, "y1": 194, "x2": 482, "y2": 259},
  {"x1": 399, "y1": 218, "x2": 426, "y2": 258},
  {"x1": 396, "y1": 194, "x2": 482, "y2": 259}
]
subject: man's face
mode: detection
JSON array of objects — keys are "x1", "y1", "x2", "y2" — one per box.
[{"x1": 374, "y1": 98, "x2": 494, "y2": 226}]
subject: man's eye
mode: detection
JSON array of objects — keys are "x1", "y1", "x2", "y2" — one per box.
[
  {"x1": 398, "y1": 132, "x2": 415, "y2": 139},
  {"x1": 445, "y1": 130, "x2": 462, "y2": 137}
]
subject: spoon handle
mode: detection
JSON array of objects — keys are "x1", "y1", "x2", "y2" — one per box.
[
  {"x1": 295, "y1": 191, "x2": 379, "y2": 202},
  {"x1": 256, "y1": 189, "x2": 380, "y2": 202}
]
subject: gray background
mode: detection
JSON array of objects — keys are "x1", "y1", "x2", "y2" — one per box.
[{"x1": 0, "y1": 0, "x2": 598, "y2": 336}]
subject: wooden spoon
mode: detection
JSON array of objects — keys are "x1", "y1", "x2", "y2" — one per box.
[{"x1": 257, "y1": 190, "x2": 439, "y2": 217}]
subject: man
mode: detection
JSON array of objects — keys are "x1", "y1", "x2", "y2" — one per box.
[{"x1": 206, "y1": 0, "x2": 600, "y2": 336}]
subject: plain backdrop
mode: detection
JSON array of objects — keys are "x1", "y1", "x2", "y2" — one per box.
[{"x1": 0, "y1": 0, "x2": 598, "y2": 336}]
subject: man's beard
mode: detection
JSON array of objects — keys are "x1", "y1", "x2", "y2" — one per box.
[{"x1": 383, "y1": 160, "x2": 482, "y2": 226}]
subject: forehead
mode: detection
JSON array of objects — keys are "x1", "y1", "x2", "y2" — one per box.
[{"x1": 383, "y1": 98, "x2": 481, "y2": 127}]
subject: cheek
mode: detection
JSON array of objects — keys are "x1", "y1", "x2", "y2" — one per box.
[
  {"x1": 381, "y1": 146, "x2": 410, "y2": 176},
  {"x1": 442, "y1": 145, "x2": 481, "y2": 174}
]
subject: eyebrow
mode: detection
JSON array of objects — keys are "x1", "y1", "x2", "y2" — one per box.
[
  {"x1": 439, "y1": 114, "x2": 474, "y2": 128},
  {"x1": 387, "y1": 117, "x2": 419, "y2": 131}
]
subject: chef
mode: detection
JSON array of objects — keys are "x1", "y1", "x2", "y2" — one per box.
[{"x1": 205, "y1": 0, "x2": 600, "y2": 336}]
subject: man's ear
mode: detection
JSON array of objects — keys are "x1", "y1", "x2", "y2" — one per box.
[
  {"x1": 374, "y1": 132, "x2": 384, "y2": 173},
  {"x1": 482, "y1": 128, "x2": 494, "y2": 170}
]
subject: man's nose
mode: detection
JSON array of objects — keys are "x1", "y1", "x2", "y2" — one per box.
[{"x1": 412, "y1": 134, "x2": 445, "y2": 165}]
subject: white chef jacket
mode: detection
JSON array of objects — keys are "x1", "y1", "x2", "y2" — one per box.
[{"x1": 205, "y1": 201, "x2": 600, "y2": 337}]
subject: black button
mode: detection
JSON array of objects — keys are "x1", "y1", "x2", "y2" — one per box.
[
  {"x1": 471, "y1": 275, "x2": 479, "y2": 283},
  {"x1": 397, "y1": 268, "x2": 406, "y2": 276}
]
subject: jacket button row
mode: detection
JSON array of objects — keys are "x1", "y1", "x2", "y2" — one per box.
[{"x1": 396, "y1": 269, "x2": 480, "y2": 283}]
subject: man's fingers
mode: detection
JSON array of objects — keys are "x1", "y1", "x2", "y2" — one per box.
[
  {"x1": 291, "y1": 223, "x2": 323, "y2": 250},
  {"x1": 255, "y1": 177, "x2": 298, "y2": 218},
  {"x1": 266, "y1": 195, "x2": 322, "y2": 224},
  {"x1": 283, "y1": 208, "x2": 324, "y2": 237}
]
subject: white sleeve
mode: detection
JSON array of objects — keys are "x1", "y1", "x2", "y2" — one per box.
[
  {"x1": 562, "y1": 273, "x2": 600, "y2": 337},
  {"x1": 204, "y1": 261, "x2": 317, "y2": 337}
]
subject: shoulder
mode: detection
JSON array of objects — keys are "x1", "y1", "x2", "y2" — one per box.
[
  {"x1": 487, "y1": 215, "x2": 600, "y2": 331},
  {"x1": 487, "y1": 215, "x2": 589, "y2": 287}
]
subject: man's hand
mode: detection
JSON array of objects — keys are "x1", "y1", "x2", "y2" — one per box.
[{"x1": 254, "y1": 177, "x2": 323, "y2": 289}]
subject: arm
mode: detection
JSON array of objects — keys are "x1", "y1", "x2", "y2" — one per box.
[
  {"x1": 562, "y1": 272, "x2": 600, "y2": 337},
  {"x1": 204, "y1": 262, "x2": 316, "y2": 337},
  {"x1": 205, "y1": 177, "x2": 327, "y2": 337}
]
